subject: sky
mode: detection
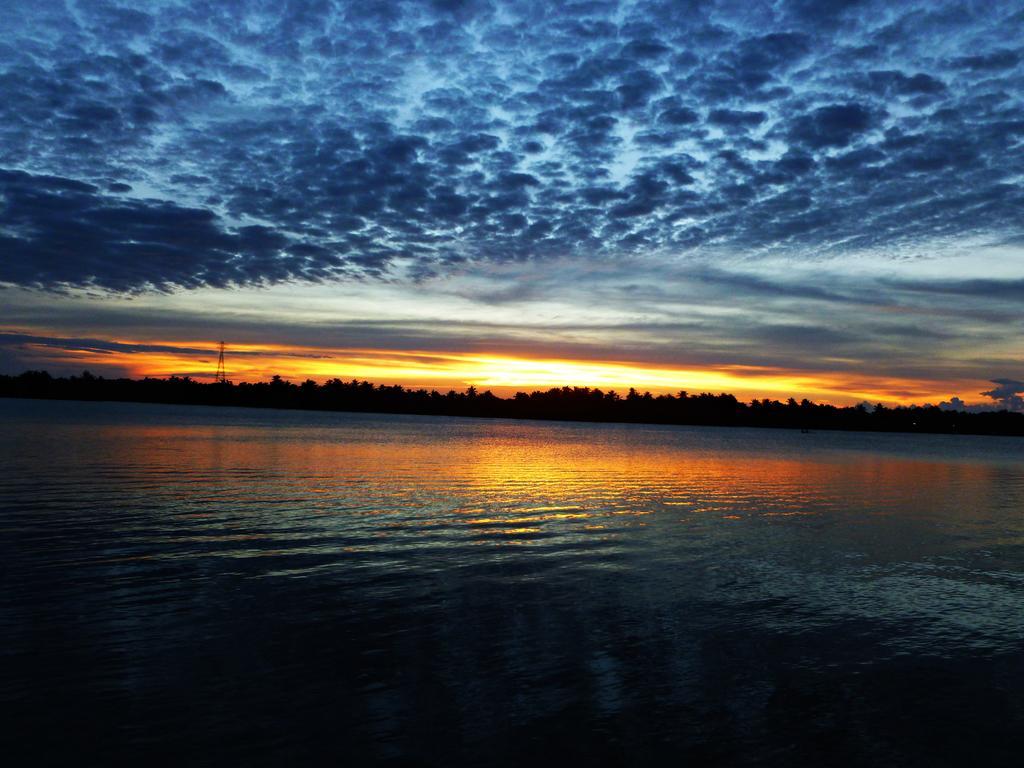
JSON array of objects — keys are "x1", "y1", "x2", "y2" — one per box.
[{"x1": 1, "y1": 0, "x2": 1023, "y2": 408}]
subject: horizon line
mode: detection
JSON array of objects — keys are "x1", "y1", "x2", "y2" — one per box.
[{"x1": 2, "y1": 368, "x2": 1012, "y2": 414}]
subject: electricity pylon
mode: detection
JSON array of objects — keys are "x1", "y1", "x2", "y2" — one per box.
[{"x1": 215, "y1": 341, "x2": 227, "y2": 384}]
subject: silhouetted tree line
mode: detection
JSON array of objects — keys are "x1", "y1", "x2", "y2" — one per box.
[{"x1": 3, "y1": 370, "x2": 1024, "y2": 436}]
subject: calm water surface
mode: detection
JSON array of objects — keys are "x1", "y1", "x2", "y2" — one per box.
[{"x1": 2, "y1": 399, "x2": 1024, "y2": 766}]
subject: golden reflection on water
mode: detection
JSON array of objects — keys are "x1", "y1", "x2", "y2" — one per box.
[
  {"x1": 82, "y1": 419, "x2": 1013, "y2": 559},
  {"x1": 7, "y1": 401, "x2": 1024, "y2": 768},
  {"x1": 9, "y1": 403, "x2": 1024, "y2": 658}
]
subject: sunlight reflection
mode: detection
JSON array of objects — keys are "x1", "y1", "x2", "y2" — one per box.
[{"x1": 73, "y1": 416, "x2": 1009, "y2": 563}]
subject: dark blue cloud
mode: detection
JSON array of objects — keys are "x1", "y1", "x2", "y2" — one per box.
[
  {"x1": 981, "y1": 379, "x2": 1024, "y2": 411},
  {"x1": 787, "y1": 103, "x2": 878, "y2": 149},
  {"x1": 1, "y1": 0, "x2": 1022, "y2": 292},
  {"x1": 709, "y1": 108, "x2": 768, "y2": 128},
  {"x1": 0, "y1": 169, "x2": 340, "y2": 291}
]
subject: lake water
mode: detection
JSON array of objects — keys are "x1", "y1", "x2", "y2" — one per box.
[{"x1": 2, "y1": 399, "x2": 1023, "y2": 766}]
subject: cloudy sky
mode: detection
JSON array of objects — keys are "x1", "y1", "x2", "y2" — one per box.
[{"x1": 2, "y1": 0, "x2": 1023, "y2": 406}]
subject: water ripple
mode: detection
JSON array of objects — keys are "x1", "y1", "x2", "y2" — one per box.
[{"x1": 3, "y1": 400, "x2": 1024, "y2": 765}]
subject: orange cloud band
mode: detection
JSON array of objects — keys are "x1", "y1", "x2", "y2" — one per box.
[{"x1": 7, "y1": 333, "x2": 983, "y2": 407}]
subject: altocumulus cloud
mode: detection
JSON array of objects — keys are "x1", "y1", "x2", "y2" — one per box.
[{"x1": 0, "y1": 0, "x2": 1022, "y2": 292}]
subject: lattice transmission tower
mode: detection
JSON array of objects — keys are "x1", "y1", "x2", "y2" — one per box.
[{"x1": 215, "y1": 341, "x2": 227, "y2": 384}]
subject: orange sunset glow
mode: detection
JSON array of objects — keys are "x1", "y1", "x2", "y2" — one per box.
[{"x1": 9, "y1": 332, "x2": 980, "y2": 407}]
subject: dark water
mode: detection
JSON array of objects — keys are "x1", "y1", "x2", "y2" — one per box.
[{"x1": 2, "y1": 399, "x2": 1024, "y2": 766}]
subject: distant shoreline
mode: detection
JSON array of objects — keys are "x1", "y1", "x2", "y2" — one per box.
[{"x1": 3, "y1": 371, "x2": 1023, "y2": 437}]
